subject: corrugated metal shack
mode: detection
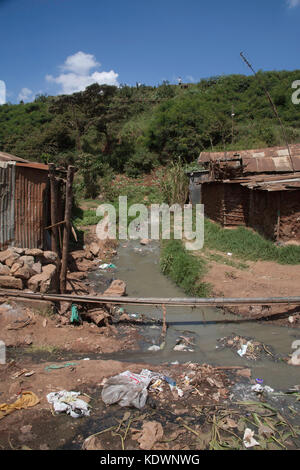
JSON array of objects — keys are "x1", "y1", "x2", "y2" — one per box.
[
  {"x1": 0, "y1": 152, "x2": 63, "y2": 249},
  {"x1": 197, "y1": 144, "x2": 300, "y2": 242}
]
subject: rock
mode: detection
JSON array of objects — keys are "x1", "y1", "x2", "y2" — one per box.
[
  {"x1": 27, "y1": 264, "x2": 57, "y2": 293},
  {"x1": 19, "y1": 255, "x2": 35, "y2": 267},
  {"x1": 40, "y1": 251, "x2": 58, "y2": 265},
  {"x1": 14, "y1": 265, "x2": 36, "y2": 280},
  {"x1": 0, "y1": 263, "x2": 11, "y2": 276},
  {"x1": 83, "y1": 309, "x2": 109, "y2": 326},
  {"x1": 74, "y1": 259, "x2": 95, "y2": 272},
  {"x1": 140, "y1": 238, "x2": 150, "y2": 245},
  {"x1": 25, "y1": 248, "x2": 43, "y2": 257},
  {"x1": 59, "y1": 301, "x2": 72, "y2": 315},
  {"x1": 67, "y1": 271, "x2": 87, "y2": 280},
  {"x1": 103, "y1": 280, "x2": 126, "y2": 297},
  {"x1": 0, "y1": 276, "x2": 23, "y2": 289},
  {"x1": 9, "y1": 247, "x2": 25, "y2": 255},
  {"x1": 236, "y1": 368, "x2": 252, "y2": 378},
  {"x1": 69, "y1": 250, "x2": 93, "y2": 261},
  {"x1": 32, "y1": 262, "x2": 42, "y2": 274},
  {"x1": 89, "y1": 242, "x2": 100, "y2": 257},
  {"x1": 0, "y1": 249, "x2": 14, "y2": 263},
  {"x1": 11, "y1": 261, "x2": 24, "y2": 274},
  {"x1": 5, "y1": 253, "x2": 20, "y2": 267}
]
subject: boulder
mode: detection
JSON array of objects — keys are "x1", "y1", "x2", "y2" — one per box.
[
  {"x1": 5, "y1": 253, "x2": 20, "y2": 267},
  {"x1": 24, "y1": 248, "x2": 43, "y2": 257},
  {"x1": 10, "y1": 262, "x2": 24, "y2": 275},
  {"x1": 14, "y1": 265, "x2": 36, "y2": 280},
  {"x1": 103, "y1": 280, "x2": 126, "y2": 297},
  {"x1": 74, "y1": 259, "x2": 95, "y2": 272},
  {"x1": 0, "y1": 276, "x2": 23, "y2": 290},
  {"x1": 0, "y1": 249, "x2": 14, "y2": 263},
  {"x1": 19, "y1": 255, "x2": 35, "y2": 268},
  {"x1": 69, "y1": 250, "x2": 93, "y2": 261},
  {"x1": 89, "y1": 242, "x2": 100, "y2": 257},
  {"x1": 67, "y1": 272, "x2": 87, "y2": 280},
  {"x1": 27, "y1": 264, "x2": 58, "y2": 293},
  {"x1": 0, "y1": 263, "x2": 12, "y2": 276},
  {"x1": 9, "y1": 247, "x2": 25, "y2": 255},
  {"x1": 40, "y1": 251, "x2": 58, "y2": 265},
  {"x1": 140, "y1": 238, "x2": 150, "y2": 245},
  {"x1": 32, "y1": 262, "x2": 42, "y2": 274}
]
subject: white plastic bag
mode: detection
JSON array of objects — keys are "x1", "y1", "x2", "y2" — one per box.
[
  {"x1": 46, "y1": 390, "x2": 90, "y2": 418},
  {"x1": 101, "y1": 369, "x2": 160, "y2": 409}
]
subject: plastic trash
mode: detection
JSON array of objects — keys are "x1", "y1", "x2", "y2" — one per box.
[
  {"x1": 99, "y1": 263, "x2": 116, "y2": 270},
  {"x1": 148, "y1": 345, "x2": 160, "y2": 351},
  {"x1": 70, "y1": 304, "x2": 80, "y2": 324},
  {"x1": 163, "y1": 376, "x2": 176, "y2": 387},
  {"x1": 101, "y1": 369, "x2": 161, "y2": 409},
  {"x1": 0, "y1": 340, "x2": 5, "y2": 365},
  {"x1": 46, "y1": 390, "x2": 90, "y2": 418},
  {"x1": 251, "y1": 384, "x2": 274, "y2": 394},
  {"x1": 243, "y1": 428, "x2": 260, "y2": 448},
  {"x1": 237, "y1": 341, "x2": 251, "y2": 357}
]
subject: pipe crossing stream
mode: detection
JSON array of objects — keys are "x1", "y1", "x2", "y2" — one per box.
[{"x1": 86, "y1": 240, "x2": 300, "y2": 391}]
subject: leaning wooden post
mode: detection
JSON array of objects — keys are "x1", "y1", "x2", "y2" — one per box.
[{"x1": 60, "y1": 165, "x2": 75, "y2": 294}]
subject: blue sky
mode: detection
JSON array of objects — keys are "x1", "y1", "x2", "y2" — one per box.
[{"x1": 0, "y1": 0, "x2": 300, "y2": 103}]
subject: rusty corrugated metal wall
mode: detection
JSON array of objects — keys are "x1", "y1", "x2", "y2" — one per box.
[
  {"x1": 0, "y1": 162, "x2": 15, "y2": 248},
  {"x1": 14, "y1": 166, "x2": 50, "y2": 249}
]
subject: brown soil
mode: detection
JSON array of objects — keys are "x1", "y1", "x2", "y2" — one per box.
[
  {"x1": 202, "y1": 250, "x2": 300, "y2": 327},
  {"x1": 0, "y1": 358, "x2": 246, "y2": 450}
]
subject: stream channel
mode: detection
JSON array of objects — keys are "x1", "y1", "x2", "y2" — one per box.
[{"x1": 88, "y1": 240, "x2": 300, "y2": 391}]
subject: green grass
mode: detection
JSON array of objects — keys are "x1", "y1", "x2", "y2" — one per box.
[
  {"x1": 160, "y1": 239, "x2": 212, "y2": 297},
  {"x1": 203, "y1": 219, "x2": 300, "y2": 265}
]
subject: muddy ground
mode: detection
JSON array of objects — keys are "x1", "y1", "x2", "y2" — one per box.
[
  {"x1": 201, "y1": 249, "x2": 300, "y2": 328},
  {"x1": 1, "y1": 355, "x2": 300, "y2": 451}
]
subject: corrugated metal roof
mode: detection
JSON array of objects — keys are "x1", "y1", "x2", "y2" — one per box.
[
  {"x1": 0, "y1": 151, "x2": 29, "y2": 163},
  {"x1": 199, "y1": 144, "x2": 300, "y2": 174}
]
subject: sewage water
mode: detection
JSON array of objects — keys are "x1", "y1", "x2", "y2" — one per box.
[{"x1": 89, "y1": 240, "x2": 300, "y2": 390}]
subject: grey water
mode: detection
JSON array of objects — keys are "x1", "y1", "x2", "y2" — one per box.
[{"x1": 88, "y1": 240, "x2": 300, "y2": 390}]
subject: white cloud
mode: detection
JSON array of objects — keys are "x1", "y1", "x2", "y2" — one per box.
[
  {"x1": 46, "y1": 51, "x2": 119, "y2": 94},
  {"x1": 18, "y1": 87, "x2": 33, "y2": 102},
  {"x1": 287, "y1": 0, "x2": 300, "y2": 8},
  {"x1": 0, "y1": 80, "x2": 6, "y2": 104}
]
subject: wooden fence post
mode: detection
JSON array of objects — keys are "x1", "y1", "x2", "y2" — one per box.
[{"x1": 60, "y1": 165, "x2": 75, "y2": 294}]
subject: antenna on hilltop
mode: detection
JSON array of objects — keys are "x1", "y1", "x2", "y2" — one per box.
[{"x1": 240, "y1": 51, "x2": 294, "y2": 171}]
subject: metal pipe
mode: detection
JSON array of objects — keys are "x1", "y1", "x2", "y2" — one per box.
[{"x1": 0, "y1": 289, "x2": 300, "y2": 307}]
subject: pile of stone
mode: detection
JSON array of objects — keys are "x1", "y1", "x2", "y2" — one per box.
[
  {"x1": 0, "y1": 247, "x2": 59, "y2": 293},
  {"x1": 0, "y1": 240, "x2": 116, "y2": 295}
]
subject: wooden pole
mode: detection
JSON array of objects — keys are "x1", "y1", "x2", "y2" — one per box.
[
  {"x1": 49, "y1": 163, "x2": 60, "y2": 255},
  {"x1": 60, "y1": 165, "x2": 75, "y2": 294}
]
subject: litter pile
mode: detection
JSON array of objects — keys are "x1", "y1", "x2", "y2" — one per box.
[
  {"x1": 173, "y1": 335, "x2": 195, "y2": 352},
  {"x1": 217, "y1": 334, "x2": 278, "y2": 361},
  {"x1": 101, "y1": 364, "x2": 230, "y2": 410}
]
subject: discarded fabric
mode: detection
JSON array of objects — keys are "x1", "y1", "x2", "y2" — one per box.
[
  {"x1": 0, "y1": 391, "x2": 39, "y2": 420},
  {"x1": 47, "y1": 390, "x2": 90, "y2": 418},
  {"x1": 101, "y1": 369, "x2": 161, "y2": 409},
  {"x1": 148, "y1": 345, "x2": 160, "y2": 351}
]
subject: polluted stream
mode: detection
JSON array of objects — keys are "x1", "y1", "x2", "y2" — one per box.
[{"x1": 88, "y1": 240, "x2": 300, "y2": 391}]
